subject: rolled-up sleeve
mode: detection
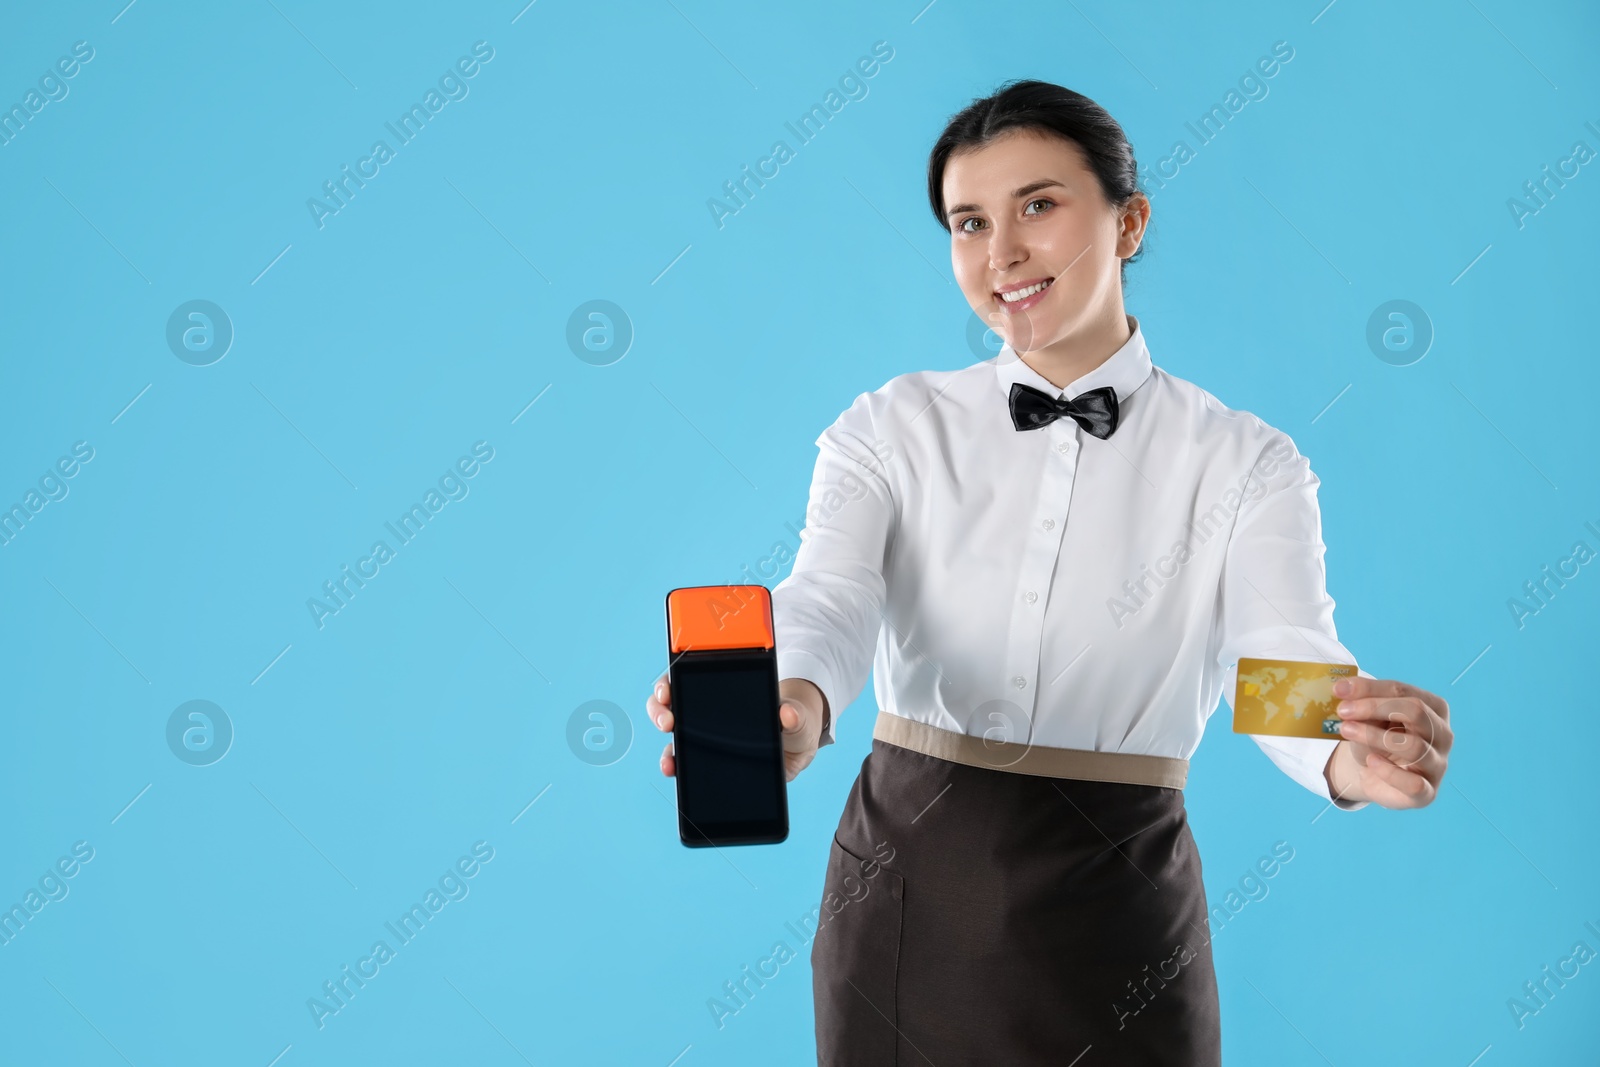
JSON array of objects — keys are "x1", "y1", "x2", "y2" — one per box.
[
  {"x1": 772, "y1": 392, "x2": 895, "y2": 747},
  {"x1": 1215, "y1": 430, "x2": 1372, "y2": 809}
]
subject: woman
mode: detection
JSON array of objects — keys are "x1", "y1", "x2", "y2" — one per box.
[{"x1": 647, "y1": 80, "x2": 1452, "y2": 1065}]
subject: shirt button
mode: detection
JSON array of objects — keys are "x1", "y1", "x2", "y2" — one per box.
[
  {"x1": 1057, "y1": 442, "x2": 1070, "y2": 454},
  {"x1": 1042, "y1": 518, "x2": 1055, "y2": 530},
  {"x1": 1024, "y1": 590, "x2": 1038, "y2": 603},
  {"x1": 1012, "y1": 675, "x2": 1027, "y2": 689}
]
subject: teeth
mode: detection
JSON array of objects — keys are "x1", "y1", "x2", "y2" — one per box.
[{"x1": 1000, "y1": 279, "x2": 1052, "y2": 302}]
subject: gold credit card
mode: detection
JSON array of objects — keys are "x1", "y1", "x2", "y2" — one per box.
[{"x1": 1232, "y1": 657, "x2": 1357, "y2": 739}]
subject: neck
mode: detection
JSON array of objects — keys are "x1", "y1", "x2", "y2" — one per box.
[{"x1": 1018, "y1": 305, "x2": 1133, "y2": 392}]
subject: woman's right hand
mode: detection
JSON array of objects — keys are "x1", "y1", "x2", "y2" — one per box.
[{"x1": 647, "y1": 672, "x2": 828, "y2": 782}]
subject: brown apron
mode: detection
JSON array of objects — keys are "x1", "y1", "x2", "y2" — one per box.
[{"x1": 810, "y1": 712, "x2": 1221, "y2": 1066}]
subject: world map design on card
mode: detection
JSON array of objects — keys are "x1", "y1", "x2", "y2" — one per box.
[{"x1": 1232, "y1": 657, "x2": 1357, "y2": 739}]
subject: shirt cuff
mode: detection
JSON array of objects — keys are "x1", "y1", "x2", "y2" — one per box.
[
  {"x1": 1248, "y1": 733, "x2": 1368, "y2": 811},
  {"x1": 1242, "y1": 663, "x2": 1379, "y2": 811},
  {"x1": 775, "y1": 648, "x2": 841, "y2": 748}
]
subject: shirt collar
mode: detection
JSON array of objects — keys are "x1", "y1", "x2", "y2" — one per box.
[{"x1": 992, "y1": 313, "x2": 1154, "y2": 406}]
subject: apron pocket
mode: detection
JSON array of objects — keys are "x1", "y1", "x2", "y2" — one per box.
[{"x1": 811, "y1": 834, "x2": 904, "y2": 1066}]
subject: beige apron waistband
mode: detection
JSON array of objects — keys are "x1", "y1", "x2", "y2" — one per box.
[{"x1": 872, "y1": 709, "x2": 1188, "y2": 790}]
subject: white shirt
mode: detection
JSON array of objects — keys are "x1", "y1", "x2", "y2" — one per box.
[{"x1": 772, "y1": 314, "x2": 1372, "y2": 801}]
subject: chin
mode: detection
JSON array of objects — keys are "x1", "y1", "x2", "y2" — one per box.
[{"x1": 994, "y1": 313, "x2": 1061, "y2": 354}]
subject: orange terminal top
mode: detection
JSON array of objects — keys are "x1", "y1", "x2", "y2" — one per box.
[{"x1": 666, "y1": 585, "x2": 774, "y2": 653}]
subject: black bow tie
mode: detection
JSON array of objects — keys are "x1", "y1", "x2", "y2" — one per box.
[{"x1": 1008, "y1": 382, "x2": 1121, "y2": 439}]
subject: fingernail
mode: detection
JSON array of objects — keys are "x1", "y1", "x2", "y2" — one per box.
[
  {"x1": 655, "y1": 683, "x2": 664, "y2": 701},
  {"x1": 1333, "y1": 679, "x2": 1351, "y2": 697},
  {"x1": 1336, "y1": 701, "x2": 1352, "y2": 717}
]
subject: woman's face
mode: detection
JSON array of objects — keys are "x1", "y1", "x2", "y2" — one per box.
[{"x1": 943, "y1": 128, "x2": 1147, "y2": 354}]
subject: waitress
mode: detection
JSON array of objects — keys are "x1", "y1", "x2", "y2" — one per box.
[{"x1": 648, "y1": 79, "x2": 1452, "y2": 1065}]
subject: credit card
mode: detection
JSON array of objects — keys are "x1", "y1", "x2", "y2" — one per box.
[{"x1": 1232, "y1": 657, "x2": 1357, "y2": 739}]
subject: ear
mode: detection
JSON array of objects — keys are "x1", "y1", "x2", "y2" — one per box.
[{"x1": 1116, "y1": 196, "x2": 1150, "y2": 257}]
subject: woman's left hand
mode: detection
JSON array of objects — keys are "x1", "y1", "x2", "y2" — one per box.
[{"x1": 1325, "y1": 676, "x2": 1452, "y2": 809}]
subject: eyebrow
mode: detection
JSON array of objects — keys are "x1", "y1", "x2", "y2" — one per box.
[{"x1": 945, "y1": 179, "x2": 1066, "y2": 220}]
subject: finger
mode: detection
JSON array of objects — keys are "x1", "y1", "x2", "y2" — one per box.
[
  {"x1": 646, "y1": 697, "x2": 673, "y2": 733},
  {"x1": 1359, "y1": 750, "x2": 1436, "y2": 808},
  {"x1": 646, "y1": 676, "x2": 673, "y2": 732},
  {"x1": 1339, "y1": 695, "x2": 1437, "y2": 762},
  {"x1": 780, "y1": 700, "x2": 806, "y2": 736},
  {"x1": 1338, "y1": 719, "x2": 1442, "y2": 778},
  {"x1": 1336, "y1": 676, "x2": 1449, "y2": 723},
  {"x1": 1336, "y1": 694, "x2": 1426, "y2": 727},
  {"x1": 659, "y1": 740, "x2": 675, "y2": 778}
]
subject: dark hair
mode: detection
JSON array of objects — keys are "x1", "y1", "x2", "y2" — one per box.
[{"x1": 926, "y1": 79, "x2": 1145, "y2": 283}]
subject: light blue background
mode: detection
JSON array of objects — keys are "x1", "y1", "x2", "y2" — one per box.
[{"x1": 2, "y1": 1, "x2": 1596, "y2": 1064}]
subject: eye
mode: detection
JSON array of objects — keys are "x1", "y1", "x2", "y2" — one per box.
[
  {"x1": 957, "y1": 216, "x2": 984, "y2": 234},
  {"x1": 1024, "y1": 198, "x2": 1053, "y2": 215}
]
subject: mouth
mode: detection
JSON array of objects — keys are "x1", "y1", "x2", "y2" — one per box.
[{"x1": 994, "y1": 277, "x2": 1055, "y2": 312}]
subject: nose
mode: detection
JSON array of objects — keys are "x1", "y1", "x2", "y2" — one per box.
[{"x1": 987, "y1": 218, "x2": 1027, "y2": 276}]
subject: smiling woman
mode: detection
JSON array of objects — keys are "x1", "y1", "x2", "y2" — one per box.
[{"x1": 652, "y1": 76, "x2": 1452, "y2": 1067}]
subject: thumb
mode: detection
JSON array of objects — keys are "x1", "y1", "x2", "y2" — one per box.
[
  {"x1": 1345, "y1": 737, "x2": 1384, "y2": 788},
  {"x1": 780, "y1": 700, "x2": 804, "y2": 735}
]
